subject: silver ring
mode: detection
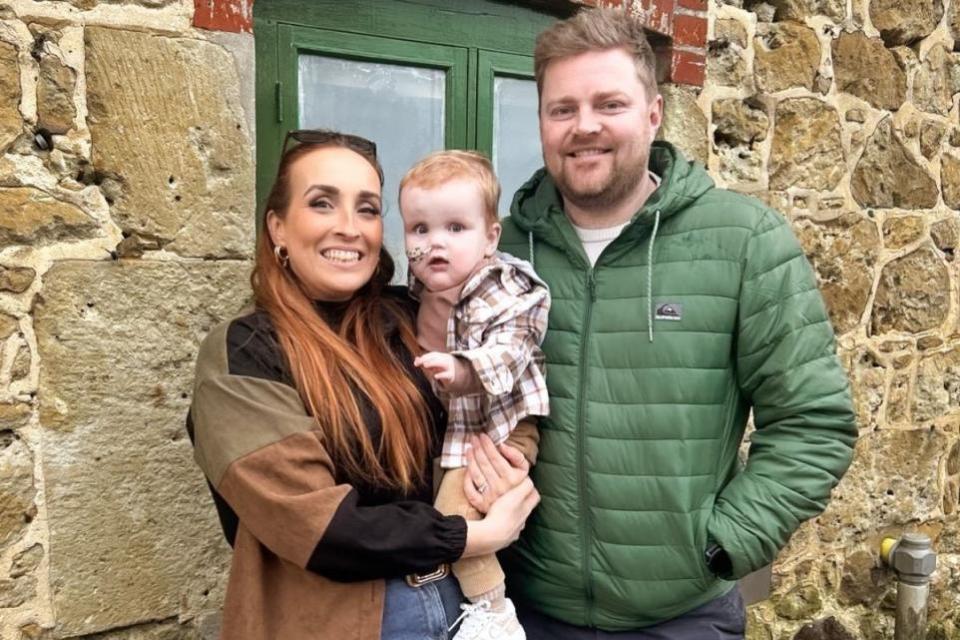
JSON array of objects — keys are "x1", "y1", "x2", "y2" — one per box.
[{"x1": 476, "y1": 482, "x2": 488, "y2": 495}]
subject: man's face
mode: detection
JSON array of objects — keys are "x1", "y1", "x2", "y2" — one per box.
[{"x1": 538, "y1": 47, "x2": 663, "y2": 214}]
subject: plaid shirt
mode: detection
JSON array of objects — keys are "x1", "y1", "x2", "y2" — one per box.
[{"x1": 410, "y1": 252, "x2": 550, "y2": 468}]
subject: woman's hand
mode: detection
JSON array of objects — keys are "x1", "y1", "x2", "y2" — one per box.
[
  {"x1": 462, "y1": 477, "x2": 540, "y2": 557},
  {"x1": 463, "y1": 434, "x2": 530, "y2": 514}
]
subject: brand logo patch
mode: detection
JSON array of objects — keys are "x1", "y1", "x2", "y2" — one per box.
[{"x1": 655, "y1": 302, "x2": 683, "y2": 321}]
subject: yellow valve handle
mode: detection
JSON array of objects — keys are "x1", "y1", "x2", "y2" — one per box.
[{"x1": 881, "y1": 537, "x2": 898, "y2": 564}]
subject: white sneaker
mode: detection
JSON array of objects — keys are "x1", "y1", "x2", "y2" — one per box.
[{"x1": 449, "y1": 598, "x2": 526, "y2": 640}]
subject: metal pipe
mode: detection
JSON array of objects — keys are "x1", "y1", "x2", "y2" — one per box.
[{"x1": 881, "y1": 533, "x2": 937, "y2": 640}]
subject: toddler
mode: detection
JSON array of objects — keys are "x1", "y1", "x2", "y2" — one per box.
[{"x1": 399, "y1": 150, "x2": 549, "y2": 640}]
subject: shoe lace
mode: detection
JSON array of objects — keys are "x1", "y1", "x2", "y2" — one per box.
[{"x1": 448, "y1": 600, "x2": 492, "y2": 635}]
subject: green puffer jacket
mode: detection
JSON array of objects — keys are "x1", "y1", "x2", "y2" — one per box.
[{"x1": 498, "y1": 142, "x2": 857, "y2": 630}]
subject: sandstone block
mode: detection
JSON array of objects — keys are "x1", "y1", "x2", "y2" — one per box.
[
  {"x1": 839, "y1": 348, "x2": 885, "y2": 433},
  {"x1": 793, "y1": 616, "x2": 856, "y2": 640},
  {"x1": 773, "y1": 583, "x2": 822, "y2": 619},
  {"x1": 914, "y1": 348, "x2": 960, "y2": 422},
  {"x1": 838, "y1": 549, "x2": 891, "y2": 606},
  {"x1": 85, "y1": 27, "x2": 254, "y2": 259},
  {"x1": 745, "y1": 609, "x2": 774, "y2": 640},
  {"x1": 931, "y1": 218, "x2": 958, "y2": 257},
  {"x1": 845, "y1": 109, "x2": 866, "y2": 123},
  {"x1": 61, "y1": 618, "x2": 213, "y2": 639},
  {"x1": 914, "y1": 45, "x2": 960, "y2": 116},
  {"x1": 871, "y1": 247, "x2": 949, "y2": 335},
  {"x1": 870, "y1": 0, "x2": 943, "y2": 46},
  {"x1": 61, "y1": 0, "x2": 177, "y2": 7},
  {"x1": 794, "y1": 212, "x2": 878, "y2": 335},
  {"x1": 0, "y1": 187, "x2": 97, "y2": 246},
  {"x1": 0, "y1": 41, "x2": 20, "y2": 152},
  {"x1": 882, "y1": 215, "x2": 925, "y2": 249},
  {"x1": 0, "y1": 575, "x2": 36, "y2": 609},
  {"x1": 715, "y1": 19, "x2": 747, "y2": 48},
  {"x1": 754, "y1": 22, "x2": 820, "y2": 93},
  {"x1": 951, "y1": 0, "x2": 960, "y2": 43},
  {"x1": 35, "y1": 260, "x2": 246, "y2": 636},
  {"x1": 0, "y1": 266, "x2": 36, "y2": 294},
  {"x1": 10, "y1": 543, "x2": 44, "y2": 578},
  {"x1": 716, "y1": 145, "x2": 762, "y2": 184},
  {"x1": 707, "y1": 41, "x2": 749, "y2": 88},
  {"x1": 851, "y1": 118, "x2": 938, "y2": 209},
  {"x1": 0, "y1": 403, "x2": 31, "y2": 430},
  {"x1": 886, "y1": 371, "x2": 911, "y2": 424},
  {"x1": 944, "y1": 153, "x2": 960, "y2": 210},
  {"x1": 0, "y1": 312, "x2": 17, "y2": 340},
  {"x1": 832, "y1": 32, "x2": 906, "y2": 111},
  {"x1": 37, "y1": 56, "x2": 76, "y2": 135},
  {"x1": 769, "y1": 99, "x2": 844, "y2": 191},
  {"x1": 763, "y1": 0, "x2": 845, "y2": 21},
  {"x1": 0, "y1": 431, "x2": 35, "y2": 552},
  {"x1": 658, "y1": 85, "x2": 708, "y2": 165},
  {"x1": 713, "y1": 98, "x2": 769, "y2": 146},
  {"x1": 819, "y1": 429, "x2": 948, "y2": 542},
  {"x1": 11, "y1": 342, "x2": 30, "y2": 381},
  {"x1": 920, "y1": 120, "x2": 947, "y2": 159}
]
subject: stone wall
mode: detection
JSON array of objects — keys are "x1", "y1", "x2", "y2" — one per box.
[
  {"x1": 683, "y1": 0, "x2": 960, "y2": 636},
  {"x1": 0, "y1": 1, "x2": 253, "y2": 637}
]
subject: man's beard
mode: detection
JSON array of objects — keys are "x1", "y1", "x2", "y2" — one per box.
[{"x1": 552, "y1": 147, "x2": 649, "y2": 213}]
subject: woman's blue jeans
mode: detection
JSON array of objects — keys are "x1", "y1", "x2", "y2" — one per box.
[{"x1": 381, "y1": 574, "x2": 464, "y2": 639}]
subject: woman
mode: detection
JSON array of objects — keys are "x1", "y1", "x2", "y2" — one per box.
[{"x1": 187, "y1": 130, "x2": 539, "y2": 639}]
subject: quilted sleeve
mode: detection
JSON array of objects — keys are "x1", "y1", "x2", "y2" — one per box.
[{"x1": 707, "y1": 209, "x2": 858, "y2": 579}]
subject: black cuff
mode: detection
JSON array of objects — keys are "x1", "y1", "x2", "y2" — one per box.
[{"x1": 705, "y1": 543, "x2": 733, "y2": 578}]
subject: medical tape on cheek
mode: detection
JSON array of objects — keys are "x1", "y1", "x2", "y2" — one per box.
[{"x1": 406, "y1": 245, "x2": 431, "y2": 264}]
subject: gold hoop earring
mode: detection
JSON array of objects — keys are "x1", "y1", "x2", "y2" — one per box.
[{"x1": 273, "y1": 245, "x2": 290, "y2": 269}]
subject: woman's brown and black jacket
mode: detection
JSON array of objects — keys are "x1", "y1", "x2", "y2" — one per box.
[{"x1": 186, "y1": 289, "x2": 467, "y2": 639}]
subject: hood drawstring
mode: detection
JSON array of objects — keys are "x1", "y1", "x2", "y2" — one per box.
[
  {"x1": 528, "y1": 211, "x2": 659, "y2": 341},
  {"x1": 648, "y1": 210, "x2": 661, "y2": 343}
]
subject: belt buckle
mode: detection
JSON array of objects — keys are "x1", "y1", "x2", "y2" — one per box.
[{"x1": 405, "y1": 563, "x2": 450, "y2": 588}]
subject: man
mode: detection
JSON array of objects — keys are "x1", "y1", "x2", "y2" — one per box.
[{"x1": 496, "y1": 7, "x2": 857, "y2": 638}]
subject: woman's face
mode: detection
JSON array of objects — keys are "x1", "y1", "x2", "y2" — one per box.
[{"x1": 268, "y1": 146, "x2": 384, "y2": 301}]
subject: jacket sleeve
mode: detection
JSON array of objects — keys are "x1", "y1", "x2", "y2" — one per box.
[
  {"x1": 190, "y1": 322, "x2": 466, "y2": 582},
  {"x1": 450, "y1": 273, "x2": 550, "y2": 397},
  {"x1": 706, "y1": 209, "x2": 858, "y2": 579}
]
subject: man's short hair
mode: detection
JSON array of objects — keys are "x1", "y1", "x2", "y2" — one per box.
[
  {"x1": 534, "y1": 7, "x2": 658, "y2": 98},
  {"x1": 399, "y1": 150, "x2": 501, "y2": 227}
]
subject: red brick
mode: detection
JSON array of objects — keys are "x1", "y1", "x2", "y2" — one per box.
[
  {"x1": 670, "y1": 50, "x2": 705, "y2": 86},
  {"x1": 678, "y1": 0, "x2": 708, "y2": 10},
  {"x1": 644, "y1": 0, "x2": 675, "y2": 36},
  {"x1": 673, "y1": 15, "x2": 707, "y2": 47},
  {"x1": 193, "y1": 0, "x2": 253, "y2": 33}
]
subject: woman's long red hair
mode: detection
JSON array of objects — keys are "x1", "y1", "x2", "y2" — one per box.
[{"x1": 252, "y1": 138, "x2": 431, "y2": 493}]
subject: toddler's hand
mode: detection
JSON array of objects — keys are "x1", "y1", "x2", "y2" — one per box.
[{"x1": 414, "y1": 352, "x2": 457, "y2": 386}]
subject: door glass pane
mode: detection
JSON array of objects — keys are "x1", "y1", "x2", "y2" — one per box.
[
  {"x1": 299, "y1": 54, "x2": 446, "y2": 281},
  {"x1": 493, "y1": 76, "x2": 540, "y2": 218}
]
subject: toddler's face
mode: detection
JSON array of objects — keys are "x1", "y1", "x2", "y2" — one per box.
[{"x1": 400, "y1": 178, "x2": 501, "y2": 292}]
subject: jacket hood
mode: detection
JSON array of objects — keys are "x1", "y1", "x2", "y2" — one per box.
[{"x1": 508, "y1": 141, "x2": 715, "y2": 241}]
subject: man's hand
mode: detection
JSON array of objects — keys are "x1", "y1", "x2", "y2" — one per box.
[
  {"x1": 414, "y1": 351, "x2": 457, "y2": 386},
  {"x1": 464, "y1": 434, "x2": 531, "y2": 514}
]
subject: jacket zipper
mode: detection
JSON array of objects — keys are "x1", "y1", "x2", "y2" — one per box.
[{"x1": 577, "y1": 269, "x2": 597, "y2": 624}]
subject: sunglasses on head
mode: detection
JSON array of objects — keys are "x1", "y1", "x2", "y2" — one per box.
[{"x1": 281, "y1": 129, "x2": 378, "y2": 158}]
